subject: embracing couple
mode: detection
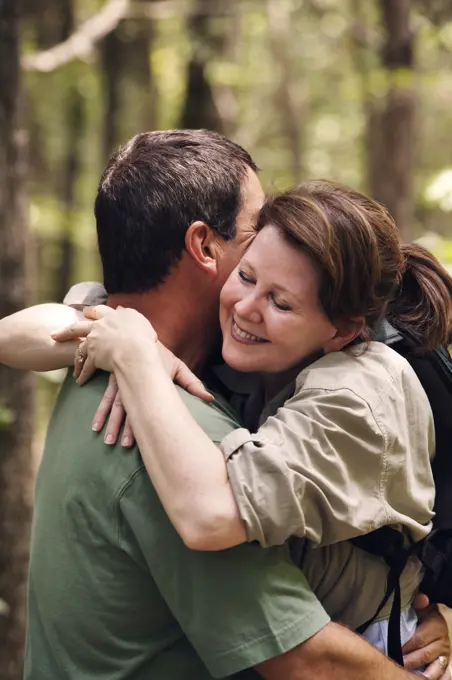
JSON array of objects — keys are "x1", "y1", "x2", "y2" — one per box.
[{"x1": 1, "y1": 129, "x2": 452, "y2": 680}]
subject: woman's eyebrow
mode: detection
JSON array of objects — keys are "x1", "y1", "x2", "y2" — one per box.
[
  {"x1": 271, "y1": 282, "x2": 305, "y2": 305},
  {"x1": 241, "y1": 259, "x2": 256, "y2": 275}
]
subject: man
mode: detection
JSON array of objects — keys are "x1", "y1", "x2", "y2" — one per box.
[{"x1": 0, "y1": 130, "x2": 449, "y2": 679}]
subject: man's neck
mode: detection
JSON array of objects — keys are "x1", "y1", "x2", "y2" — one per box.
[{"x1": 108, "y1": 288, "x2": 219, "y2": 376}]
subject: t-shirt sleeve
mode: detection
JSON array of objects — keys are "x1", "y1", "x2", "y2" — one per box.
[
  {"x1": 118, "y1": 468, "x2": 330, "y2": 678},
  {"x1": 220, "y1": 387, "x2": 388, "y2": 548},
  {"x1": 63, "y1": 281, "x2": 107, "y2": 308}
]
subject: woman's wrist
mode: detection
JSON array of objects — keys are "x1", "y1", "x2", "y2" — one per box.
[{"x1": 112, "y1": 333, "x2": 160, "y2": 376}]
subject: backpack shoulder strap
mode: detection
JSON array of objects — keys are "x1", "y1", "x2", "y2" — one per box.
[
  {"x1": 374, "y1": 319, "x2": 404, "y2": 346},
  {"x1": 352, "y1": 527, "x2": 410, "y2": 666},
  {"x1": 377, "y1": 319, "x2": 452, "y2": 527}
]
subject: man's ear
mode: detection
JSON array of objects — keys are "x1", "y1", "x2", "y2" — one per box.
[
  {"x1": 185, "y1": 221, "x2": 220, "y2": 279},
  {"x1": 323, "y1": 317, "x2": 366, "y2": 354}
]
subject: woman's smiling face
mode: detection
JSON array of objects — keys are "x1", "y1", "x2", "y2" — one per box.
[{"x1": 219, "y1": 224, "x2": 340, "y2": 374}]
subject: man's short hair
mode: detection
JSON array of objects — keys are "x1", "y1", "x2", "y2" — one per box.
[{"x1": 95, "y1": 129, "x2": 258, "y2": 293}]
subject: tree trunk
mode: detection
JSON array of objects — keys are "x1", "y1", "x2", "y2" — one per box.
[
  {"x1": 0, "y1": 2, "x2": 35, "y2": 678},
  {"x1": 209, "y1": 0, "x2": 241, "y2": 138},
  {"x1": 266, "y1": 0, "x2": 306, "y2": 183},
  {"x1": 122, "y1": 0, "x2": 157, "y2": 134},
  {"x1": 181, "y1": 0, "x2": 223, "y2": 132},
  {"x1": 100, "y1": 0, "x2": 158, "y2": 164},
  {"x1": 54, "y1": 0, "x2": 85, "y2": 302},
  {"x1": 55, "y1": 83, "x2": 85, "y2": 301},
  {"x1": 369, "y1": 0, "x2": 416, "y2": 240},
  {"x1": 22, "y1": 0, "x2": 72, "y2": 190},
  {"x1": 33, "y1": 0, "x2": 73, "y2": 49},
  {"x1": 100, "y1": 27, "x2": 123, "y2": 162}
]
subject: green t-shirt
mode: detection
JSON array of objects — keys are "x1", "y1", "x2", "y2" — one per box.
[{"x1": 25, "y1": 372, "x2": 329, "y2": 680}]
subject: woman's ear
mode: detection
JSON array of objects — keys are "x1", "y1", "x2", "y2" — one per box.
[
  {"x1": 185, "y1": 221, "x2": 219, "y2": 279},
  {"x1": 323, "y1": 317, "x2": 366, "y2": 353}
]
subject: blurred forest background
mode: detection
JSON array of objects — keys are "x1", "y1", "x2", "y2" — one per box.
[{"x1": 1, "y1": 0, "x2": 452, "y2": 677}]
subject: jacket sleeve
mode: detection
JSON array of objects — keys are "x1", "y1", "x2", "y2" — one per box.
[{"x1": 220, "y1": 386, "x2": 389, "y2": 547}]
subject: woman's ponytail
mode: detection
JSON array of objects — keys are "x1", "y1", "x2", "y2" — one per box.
[{"x1": 388, "y1": 243, "x2": 452, "y2": 351}]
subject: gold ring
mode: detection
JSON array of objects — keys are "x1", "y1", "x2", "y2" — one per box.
[
  {"x1": 438, "y1": 656, "x2": 449, "y2": 669},
  {"x1": 75, "y1": 343, "x2": 87, "y2": 364}
]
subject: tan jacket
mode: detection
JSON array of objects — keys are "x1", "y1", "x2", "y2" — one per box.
[{"x1": 221, "y1": 342, "x2": 435, "y2": 549}]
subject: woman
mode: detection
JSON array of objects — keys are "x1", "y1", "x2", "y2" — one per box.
[{"x1": 2, "y1": 181, "x2": 452, "y2": 664}]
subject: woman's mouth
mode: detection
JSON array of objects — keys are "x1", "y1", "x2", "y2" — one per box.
[{"x1": 231, "y1": 320, "x2": 268, "y2": 345}]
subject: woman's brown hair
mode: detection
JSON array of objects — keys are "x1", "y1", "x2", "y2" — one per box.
[{"x1": 257, "y1": 180, "x2": 452, "y2": 351}]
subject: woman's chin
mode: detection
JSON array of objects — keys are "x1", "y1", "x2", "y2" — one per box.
[{"x1": 222, "y1": 345, "x2": 259, "y2": 373}]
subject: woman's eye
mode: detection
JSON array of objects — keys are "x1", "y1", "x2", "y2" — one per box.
[
  {"x1": 238, "y1": 270, "x2": 255, "y2": 284},
  {"x1": 272, "y1": 296, "x2": 292, "y2": 312}
]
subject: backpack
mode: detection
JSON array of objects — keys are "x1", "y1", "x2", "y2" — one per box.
[{"x1": 351, "y1": 319, "x2": 452, "y2": 666}]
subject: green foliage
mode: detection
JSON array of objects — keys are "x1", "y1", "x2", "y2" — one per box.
[
  {"x1": 0, "y1": 402, "x2": 15, "y2": 430},
  {"x1": 18, "y1": 1, "x2": 452, "y2": 301},
  {"x1": 430, "y1": 240, "x2": 452, "y2": 264}
]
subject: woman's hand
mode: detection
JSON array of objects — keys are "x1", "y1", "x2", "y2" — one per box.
[
  {"x1": 90, "y1": 347, "x2": 214, "y2": 447},
  {"x1": 51, "y1": 305, "x2": 213, "y2": 445},
  {"x1": 52, "y1": 305, "x2": 157, "y2": 380},
  {"x1": 403, "y1": 594, "x2": 450, "y2": 680},
  {"x1": 92, "y1": 374, "x2": 136, "y2": 446}
]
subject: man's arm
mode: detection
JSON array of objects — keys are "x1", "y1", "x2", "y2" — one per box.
[
  {"x1": 257, "y1": 622, "x2": 418, "y2": 680},
  {"x1": 0, "y1": 303, "x2": 81, "y2": 370},
  {"x1": 120, "y1": 465, "x2": 424, "y2": 680},
  {"x1": 119, "y1": 461, "x2": 331, "y2": 679}
]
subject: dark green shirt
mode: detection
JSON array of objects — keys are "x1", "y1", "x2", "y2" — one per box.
[{"x1": 25, "y1": 372, "x2": 329, "y2": 680}]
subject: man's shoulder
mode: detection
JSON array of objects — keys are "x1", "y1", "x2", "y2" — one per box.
[
  {"x1": 46, "y1": 372, "x2": 239, "y2": 494},
  {"x1": 44, "y1": 371, "x2": 146, "y2": 497}
]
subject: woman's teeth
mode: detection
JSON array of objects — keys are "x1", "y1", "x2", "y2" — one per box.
[{"x1": 233, "y1": 322, "x2": 266, "y2": 343}]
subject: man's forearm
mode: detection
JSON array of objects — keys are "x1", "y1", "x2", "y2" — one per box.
[
  {"x1": 255, "y1": 622, "x2": 417, "y2": 680},
  {"x1": 0, "y1": 303, "x2": 81, "y2": 371}
]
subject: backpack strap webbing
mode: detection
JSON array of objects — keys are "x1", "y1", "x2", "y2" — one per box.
[{"x1": 352, "y1": 527, "x2": 411, "y2": 666}]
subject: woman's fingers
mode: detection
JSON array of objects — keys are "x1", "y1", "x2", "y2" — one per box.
[
  {"x1": 75, "y1": 353, "x2": 96, "y2": 385},
  {"x1": 121, "y1": 417, "x2": 135, "y2": 448},
  {"x1": 51, "y1": 320, "x2": 94, "y2": 342},
  {"x1": 83, "y1": 304, "x2": 112, "y2": 320},
  {"x1": 91, "y1": 375, "x2": 132, "y2": 447},
  {"x1": 173, "y1": 362, "x2": 214, "y2": 402},
  {"x1": 156, "y1": 341, "x2": 213, "y2": 401},
  {"x1": 104, "y1": 388, "x2": 127, "y2": 445},
  {"x1": 52, "y1": 305, "x2": 112, "y2": 344},
  {"x1": 92, "y1": 374, "x2": 119, "y2": 433},
  {"x1": 73, "y1": 340, "x2": 88, "y2": 380}
]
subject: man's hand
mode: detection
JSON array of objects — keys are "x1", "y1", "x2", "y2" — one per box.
[
  {"x1": 255, "y1": 621, "x2": 418, "y2": 680},
  {"x1": 403, "y1": 595, "x2": 450, "y2": 680}
]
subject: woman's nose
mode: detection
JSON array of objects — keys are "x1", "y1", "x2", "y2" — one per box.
[{"x1": 234, "y1": 295, "x2": 262, "y2": 325}]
